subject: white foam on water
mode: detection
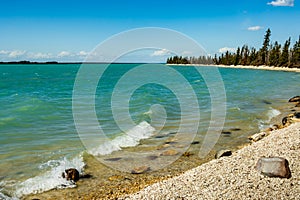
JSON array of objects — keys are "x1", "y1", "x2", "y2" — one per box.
[
  {"x1": 0, "y1": 192, "x2": 18, "y2": 200},
  {"x1": 267, "y1": 107, "x2": 281, "y2": 122},
  {"x1": 89, "y1": 121, "x2": 155, "y2": 156},
  {"x1": 258, "y1": 107, "x2": 281, "y2": 130},
  {"x1": 11, "y1": 155, "x2": 85, "y2": 198}
]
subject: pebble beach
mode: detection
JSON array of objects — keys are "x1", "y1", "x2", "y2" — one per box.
[{"x1": 123, "y1": 122, "x2": 300, "y2": 199}]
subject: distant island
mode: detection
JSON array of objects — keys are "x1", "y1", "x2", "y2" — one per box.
[
  {"x1": 167, "y1": 29, "x2": 300, "y2": 68},
  {"x1": 0, "y1": 61, "x2": 60, "y2": 64}
]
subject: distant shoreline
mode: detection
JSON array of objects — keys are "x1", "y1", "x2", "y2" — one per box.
[
  {"x1": 0, "y1": 61, "x2": 162, "y2": 65},
  {"x1": 1, "y1": 62, "x2": 299, "y2": 73},
  {"x1": 167, "y1": 63, "x2": 300, "y2": 72}
]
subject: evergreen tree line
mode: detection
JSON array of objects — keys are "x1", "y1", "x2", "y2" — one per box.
[
  {"x1": 166, "y1": 55, "x2": 214, "y2": 64},
  {"x1": 166, "y1": 29, "x2": 300, "y2": 68},
  {"x1": 215, "y1": 29, "x2": 300, "y2": 68}
]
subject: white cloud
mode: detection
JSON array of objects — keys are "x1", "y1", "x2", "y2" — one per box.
[
  {"x1": 219, "y1": 47, "x2": 236, "y2": 53},
  {"x1": 8, "y1": 50, "x2": 26, "y2": 58},
  {"x1": 247, "y1": 26, "x2": 263, "y2": 31},
  {"x1": 58, "y1": 51, "x2": 72, "y2": 57},
  {"x1": 0, "y1": 50, "x2": 9, "y2": 55},
  {"x1": 151, "y1": 49, "x2": 171, "y2": 56},
  {"x1": 27, "y1": 52, "x2": 53, "y2": 59},
  {"x1": 181, "y1": 51, "x2": 193, "y2": 56},
  {"x1": 267, "y1": 0, "x2": 294, "y2": 6},
  {"x1": 0, "y1": 50, "x2": 91, "y2": 61},
  {"x1": 77, "y1": 51, "x2": 89, "y2": 57}
]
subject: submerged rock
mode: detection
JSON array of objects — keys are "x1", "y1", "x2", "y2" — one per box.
[
  {"x1": 262, "y1": 100, "x2": 272, "y2": 105},
  {"x1": 182, "y1": 151, "x2": 193, "y2": 157},
  {"x1": 160, "y1": 149, "x2": 179, "y2": 156},
  {"x1": 288, "y1": 96, "x2": 300, "y2": 102},
  {"x1": 215, "y1": 149, "x2": 232, "y2": 159},
  {"x1": 62, "y1": 168, "x2": 80, "y2": 182},
  {"x1": 147, "y1": 155, "x2": 158, "y2": 160},
  {"x1": 191, "y1": 141, "x2": 200, "y2": 145},
  {"x1": 131, "y1": 166, "x2": 150, "y2": 174},
  {"x1": 230, "y1": 128, "x2": 241, "y2": 131},
  {"x1": 256, "y1": 157, "x2": 291, "y2": 178},
  {"x1": 108, "y1": 175, "x2": 125, "y2": 181},
  {"x1": 221, "y1": 131, "x2": 231, "y2": 135},
  {"x1": 104, "y1": 157, "x2": 122, "y2": 162}
]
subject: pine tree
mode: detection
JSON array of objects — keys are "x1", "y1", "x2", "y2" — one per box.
[
  {"x1": 234, "y1": 47, "x2": 241, "y2": 65},
  {"x1": 260, "y1": 28, "x2": 271, "y2": 65},
  {"x1": 269, "y1": 41, "x2": 281, "y2": 66},
  {"x1": 291, "y1": 36, "x2": 300, "y2": 67},
  {"x1": 279, "y1": 38, "x2": 291, "y2": 67}
]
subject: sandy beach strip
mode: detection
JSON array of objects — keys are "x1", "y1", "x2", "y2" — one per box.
[
  {"x1": 167, "y1": 64, "x2": 300, "y2": 73},
  {"x1": 122, "y1": 122, "x2": 300, "y2": 199}
]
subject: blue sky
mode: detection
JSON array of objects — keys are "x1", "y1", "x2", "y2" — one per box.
[{"x1": 0, "y1": 0, "x2": 299, "y2": 62}]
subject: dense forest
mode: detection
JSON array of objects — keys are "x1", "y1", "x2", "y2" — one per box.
[{"x1": 166, "y1": 29, "x2": 300, "y2": 68}]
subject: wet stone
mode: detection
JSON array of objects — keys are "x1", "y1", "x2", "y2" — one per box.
[
  {"x1": 108, "y1": 175, "x2": 125, "y2": 181},
  {"x1": 230, "y1": 128, "x2": 241, "y2": 131},
  {"x1": 182, "y1": 152, "x2": 193, "y2": 157},
  {"x1": 215, "y1": 149, "x2": 232, "y2": 159},
  {"x1": 131, "y1": 166, "x2": 150, "y2": 174},
  {"x1": 221, "y1": 131, "x2": 232, "y2": 135},
  {"x1": 147, "y1": 155, "x2": 158, "y2": 160},
  {"x1": 191, "y1": 141, "x2": 200, "y2": 145},
  {"x1": 165, "y1": 141, "x2": 177, "y2": 145},
  {"x1": 154, "y1": 135, "x2": 167, "y2": 139},
  {"x1": 104, "y1": 157, "x2": 122, "y2": 162},
  {"x1": 262, "y1": 100, "x2": 272, "y2": 105},
  {"x1": 288, "y1": 96, "x2": 300, "y2": 102},
  {"x1": 62, "y1": 168, "x2": 80, "y2": 182},
  {"x1": 160, "y1": 149, "x2": 179, "y2": 156}
]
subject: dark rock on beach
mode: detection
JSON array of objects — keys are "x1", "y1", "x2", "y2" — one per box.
[
  {"x1": 256, "y1": 157, "x2": 291, "y2": 178},
  {"x1": 288, "y1": 96, "x2": 300, "y2": 102},
  {"x1": 248, "y1": 132, "x2": 268, "y2": 142},
  {"x1": 215, "y1": 149, "x2": 232, "y2": 159},
  {"x1": 62, "y1": 168, "x2": 80, "y2": 182}
]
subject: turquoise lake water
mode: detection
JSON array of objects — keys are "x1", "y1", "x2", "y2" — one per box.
[{"x1": 0, "y1": 63, "x2": 299, "y2": 199}]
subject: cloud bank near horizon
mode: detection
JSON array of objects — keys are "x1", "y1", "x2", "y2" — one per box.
[{"x1": 0, "y1": 50, "x2": 90, "y2": 61}]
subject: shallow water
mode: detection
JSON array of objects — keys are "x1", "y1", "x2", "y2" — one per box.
[{"x1": 0, "y1": 64, "x2": 299, "y2": 198}]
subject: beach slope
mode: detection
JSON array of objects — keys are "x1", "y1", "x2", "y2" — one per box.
[{"x1": 123, "y1": 122, "x2": 300, "y2": 199}]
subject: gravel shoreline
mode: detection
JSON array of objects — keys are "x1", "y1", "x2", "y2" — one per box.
[{"x1": 123, "y1": 122, "x2": 300, "y2": 200}]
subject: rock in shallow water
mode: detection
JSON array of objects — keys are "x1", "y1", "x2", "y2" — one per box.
[
  {"x1": 160, "y1": 149, "x2": 179, "y2": 156},
  {"x1": 62, "y1": 168, "x2": 80, "y2": 182},
  {"x1": 215, "y1": 149, "x2": 232, "y2": 159},
  {"x1": 256, "y1": 157, "x2": 291, "y2": 178},
  {"x1": 131, "y1": 166, "x2": 150, "y2": 174},
  {"x1": 288, "y1": 96, "x2": 300, "y2": 102}
]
